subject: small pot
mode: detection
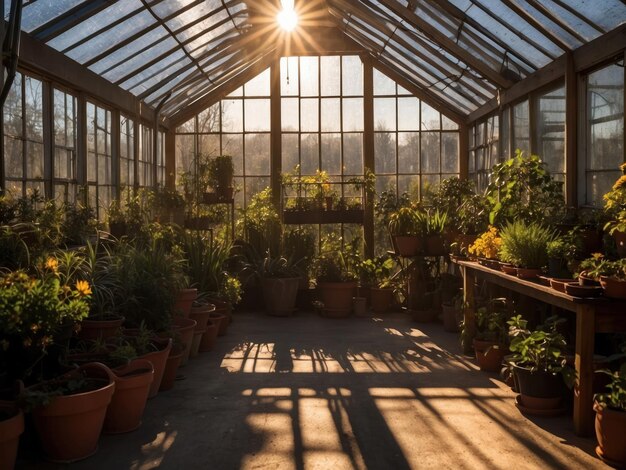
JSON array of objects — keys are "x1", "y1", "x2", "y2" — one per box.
[
  {"x1": 106, "y1": 359, "x2": 154, "y2": 434},
  {"x1": 473, "y1": 339, "x2": 507, "y2": 372},
  {"x1": 198, "y1": 319, "x2": 219, "y2": 353},
  {"x1": 172, "y1": 288, "x2": 197, "y2": 318},
  {"x1": 516, "y1": 267, "x2": 542, "y2": 279},
  {"x1": 501, "y1": 264, "x2": 517, "y2": 275},
  {"x1": 160, "y1": 346, "x2": 184, "y2": 391},
  {"x1": 172, "y1": 317, "x2": 197, "y2": 366},
  {"x1": 599, "y1": 276, "x2": 626, "y2": 300},
  {"x1": 565, "y1": 283, "x2": 603, "y2": 298},
  {"x1": 549, "y1": 278, "x2": 575, "y2": 293}
]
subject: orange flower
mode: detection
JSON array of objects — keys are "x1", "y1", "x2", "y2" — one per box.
[
  {"x1": 75, "y1": 280, "x2": 92, "y2": 296},
  {"x1": 45, "y1": 257, "x2": 58, "y2": 272}
]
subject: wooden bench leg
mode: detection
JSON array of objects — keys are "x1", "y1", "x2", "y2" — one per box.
[
  {"x1": 462, "y1": 266, "x2": 476, "y2": 355},
  {"x1": 574, "y1": 304, "x2": 595, "y2": 437}
]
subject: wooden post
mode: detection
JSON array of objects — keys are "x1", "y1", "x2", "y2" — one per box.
[
  {"x1": 270, "y1": 59, "x2": 282, "y2": 211},
  {"x1": 363, "y1": 58, "x2": 375, "y2": 258},
  {"x1": 574, "y1": 303, "x2": 595, "y2": 437},
  {"x1": 461, "y1": 265, "x2": 476, "y2": 355},
  {"x1": 565, "y1": 52, "x2": 578, "y2": 207},
  {"x1": 165, "y1": 129, "x2": 176, "y2": 190},
  {"x1": 459, "y1": 123, "x2": 469, "y2": 179}
]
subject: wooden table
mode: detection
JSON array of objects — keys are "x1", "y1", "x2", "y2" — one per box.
[{"x1": 455, "y1": 260, "x2": 626, "y2": 436}]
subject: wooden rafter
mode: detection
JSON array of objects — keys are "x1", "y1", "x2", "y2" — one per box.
[{"x1": 525, "y1": 0, "x2": 587, "y2": 44}]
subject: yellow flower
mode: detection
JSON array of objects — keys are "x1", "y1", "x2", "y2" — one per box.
[
  {"x1": 75, "y1": 280, "x2": 92, "y2": 296},
  {"x1": 45, "y1": 257, "x2": 58, "y2": 272},
  {"x1": 591, "y1": 253, "x2": 604, "y2": 260},
  {"x1": 612, "y1": 175, "x2": 626, "y2": 190}
]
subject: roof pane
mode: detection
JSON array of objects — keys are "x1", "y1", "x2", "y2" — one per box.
[
  {"x1": 123, "y1": 52, "x2": 191, "y2": 94},
  {"x1": 65, "y1": 11, "x2": 156, "y2": 63},
  {"x1": 560, "y1": 0, "x2": 626, "y2": 32},
  {"x1": 47, "y1": 0, "x2": 143, "y2": 52},
  {"x1": 18, "y1": 0, "x2": 87, "y2": 32}
]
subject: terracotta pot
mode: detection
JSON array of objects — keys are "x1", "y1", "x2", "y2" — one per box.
[
  {"x1": 425, "y1": 235, "x2": 446, "y2": 256},
  {"x1": 208, "y1": 298, "x2": 231, "y2": 335},
  {"x1": 518, "y1": 394, "x2": 563, "y2": 411},
  {"x1": 501, "y1": 264, "x2": 517, "y2": 275},
  {"x1": 105, "y1": 359, "x2": 154, "y2": 434},
  {"x1": 516, "y1": 267, "x2": 542, "y2": 279},
  {"x1": 594, "y1": 402, "x2": 626, "y2": 466},
  {"x1": 160, "y1": 347, "x2": 184, "y2": 391},
  {"x1": 370, "y1": 287, "x2": 394, "y2": 313},
  {"x1": 261, "y1": 277, "x2": 300, "y2": 316},
  {"x1": 208, "y1": 311, "x2": 226, "y2": 336},
  {"x1": 613, "y1": 230, "x2": 626, "y2": 258},
  {"x1": 173, "y1": 317, "x2": 197, "y2": 366},
  {"x1": 30, "y1": 362, "x2": 116, "y2": 463},
  {"x1": 189, "y1": 302, "x2": 215, "y2": 332},
  {"x1": 513, "y1": 365, "x2": 565, "y2": 399},
  {"x1": 318, "y1": 282, "x2": 358, "y2": 318},
  {"x1": 0, "y1": 402, "x2": 24, "y2": 470},
  {"x1": 172, "y1": 288, "x2": 197, "y2": 318},
  {"x1": 198, "y1": 320, "x2": 219, "y2": 353},
  {"x1": 473, "y1": 339, "x2": 507, "y2": 372},
  {"x1": 441, "y1": 303, "x2": 462, "y2": 332},
  {"x1": 600, "y1": 276, "x2": 626, "y2": 300},
  {"x1": 393, "y1": 236, "x2": 422, "y2": 257},
  {"x1": 138, "y1": 338, "x2": 172, "y2": 398},
  {"x1": 578, "y1": 271, "x2": 601, "y2": 286},
  {"x1": 78, "y1": 315, "x2": 125, "y2": 341}
]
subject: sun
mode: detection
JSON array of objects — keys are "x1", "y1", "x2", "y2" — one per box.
[{"x1": 277, "y1": 0, "x2": 298, "y2": 32}]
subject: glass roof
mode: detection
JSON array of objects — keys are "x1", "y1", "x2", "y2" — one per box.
[{"x1": 12, "y1": 0, "x2": 626, "y2": 119}]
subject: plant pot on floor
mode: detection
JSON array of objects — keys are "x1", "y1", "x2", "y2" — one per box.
[
  {"x1": 208, "y1": 311, "x2": 226, "y2": 336},
  {"x1": 160, "y1": 345, "x2": 184, "y2": 392},
  {"x1": 370, "y1": 287, "x2": 394, "y2": 313},
  {"x1": 473, "y1": 339, "x2": 507, "y2": 372},
  {"x1": 512, "y1": 365, "x2": 566, "y2": 414},
  {"x1": 0, "y1": 401, "x2": 24, "y2": 470},
  {"x1": 318, "y1": 282, "x2": 357, "y2": 318},
  {"x1": 105, "y1": 359, "x2": 154, "y2": 434},
  {"x1": 189, "y1": 302, "x2": 215, "y2": 357},
  {"x1": 77, "y1": 315, "x2": 125, "y2": 341},
  {"x1": 28, "y1": 362, "x2": 116, "y2": 463},
  {"x1": 173, "y1": 317, "x2": 197, "y2": 366},
  {"x1": 208, "y1": 298, "x2": 231, "y2": 335},
  {"x1": 262, "y1": 277, "x2": 300, "y2": 316},
  {"x1": 198, "y1": 319, "x2": 219, "y2": 353},
  {"x1": 173, "y1": 288, "x2": 198, "y2": 318},
  {"x1": 137, "y1": 338, "x2": 172, "y2": 399},
  {"x1": 594, "y1": 402, "x2": 626, "y2": 467}
]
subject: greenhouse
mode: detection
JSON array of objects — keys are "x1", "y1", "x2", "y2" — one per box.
[{"x1": 0, "y1": 0, "x2": 626, "y2": 468}]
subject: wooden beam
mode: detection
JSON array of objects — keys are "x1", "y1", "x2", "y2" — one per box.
[
  {"x1": 270, "y1": 60, "x2": 282, "y2": 210},
  {"x1": 573, "y1": 23, "x2": 626, "y2": 73},
  {"x1": 278, "y1": 26, "x2": 365, "y2": 55},
  {"x1": 373, "y1": 60, "x2": 466, "y2": 125},
  {"x1": 459, "y1": 122, "x2": 469, "y2": 179},
  {"x1": 565, "y1": 52, "x2": 577, "y2": 207},
  {"x1": 165, "y1": 129, "x2": 176, "y2": 190},
  {"x1": 526, "y1": 0, "x2": 587, "y2": 44},
  {"x1": 165, "y1": 51, "x2": 277, "y2": 129},
  {"x1": 362, "y1": 58, "x2": 375, "y2": 258},
  {"x1": 376, "y1": 0, "x2": 513, "y2": 88},
  {"x1": 17, "y1": 30, "x2": 155, "y2": 123},
  {"x1": 467, "y1": 56, "x2": 566, "y2": 124}
]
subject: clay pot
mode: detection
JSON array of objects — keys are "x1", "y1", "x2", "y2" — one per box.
[
  {"x1": 159, "y1": 347, "x2": 184, "y2": 391},
  {"x1": 173, "y1": 317, "x2": 197, "y2": 366},
  {"x1": 0, "y1": 402, "x2": 24, "y2": 470},
  {"x1": 318, "y1": 282, "x2": 358, "y2": 318},
  {"x1": 138, "y1": 338, "x2": 172, "y2": 398},
  {"x1": 473, "y1": 339, "x2": 507, "y2": 372},
  {"x1": 600, "y1": 276, "x2": 626, "y2": 300},
  {"x1": 78, "y1": 315, "x2": 125, "y2": 341},
  {"x1": 262, "y1": 277, "x2": 300, "y2": 316},
  {"x1": 370, "y1": 287, "x2": 394, "y2": 313},
  {"x1": 198, "y1": 320, "x2": 219, "y2": 353},
  {"x1": 105, "y1": 359, "x2": 154, "y2": 434},
  {"x1": 30, "y1": 362, "x2": 116, "y2": 463},
  {"x1": 172, "y1": 288, "x2": 198, "y2": 318},
  {"x1": 209, "y1": 298, "x2": 231, "y2": 335},
  {"x1": 208, "y1": 311, "x2": 226, "y2": 335},
  {"x1": 501, "y1": 264, "x2": 517, "y2": 275},
  {"x1": 594, "y1": 402, "x2": 626, "y2": 466},
  {"x1": 189, "y1": 303, "x2": 215, "y2": 357},
  {"x1": 393, "y1": 236, "x2": 422, "y2": 257},
  {"x1": 516, "y1": 267, "x2": 542, "y2": 279},
  {"x1": 513, "y1": 365, "x2": 565, "y2": 400}
]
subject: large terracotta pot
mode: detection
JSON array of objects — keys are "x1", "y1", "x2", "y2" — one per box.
[
  {"x1": 393, "y1": 236, "x2": 422, "y2": 257},
  {"x1": 172, "y1": 288, "x2": 197, "y2": 318},
  {"x1": 318, "y1": 282, "x2": 357, "y2": 318},
  {"x1": 105, "y1": 359, "x2": 154, "y2": 434},
  {"x1": 208, "y1": 298, "x2": 231, "y2": 335},
  {"x1": 78, "y1": 315, "x2": 125, "y2": 341},
  {"x1": 189, "y1": 303, "x2": 215, "y2": 357},
  {"x1": 208, "y1": 311, "x2": 226, "y2": 336},
  {"x1": 473, "y1": 339, "x2": 507, "y2": 372},
  {"x1": 198, "y1": 319, "x2": 219, "y2": 353},
  {"x1": 370, "y1": 287, "x2": 394, "y2": 313},
  {"x1": 0, "y1": 402, "x2": 24, "y2": 470},
  {"x1": 173, "y1": 317, "x2": 197, "y2": 366},
  {"x1": 600, "y1": 276, "x2": 626, "y2": 300},
  {"x1": 30, "y1": 362, "x2": 115, "y2": 463},
  {"x1": 160, "y1": 346, "x2": 184, "y2": 391},
  {"x1": 261, "y1": 277, "x2": 300, "y2": 316},
  {"x1": 138, "y1": 338, "x2": 172, "y2": 398},
  {"x1": 594, "y1": 402, "x2": 626, "y2": 466}
]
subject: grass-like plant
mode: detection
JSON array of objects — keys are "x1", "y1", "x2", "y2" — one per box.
[{"x1": 498, "y1": 221, "x2": 556, "y2": 269}]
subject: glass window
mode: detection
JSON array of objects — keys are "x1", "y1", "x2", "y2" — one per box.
[
  {"x1": 584, "y1": 61, "x2": 624, "y2": 206},
  {"x1": 53, "y1": 88, "x2": 78, "y2": 202},
  {"x1": 513, "y1": 100, "x2": 530, "y2": 154},
  {"x1": 86, "y1": 101, "x2": 113, "y2": 218},
  {"x1": 536, "y1": 86, "x2": 565, "y2": 182}
]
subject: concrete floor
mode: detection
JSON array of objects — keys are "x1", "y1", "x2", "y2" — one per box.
[{"x1": 24, "y1": 311, "x2": 608, "y2": 470}]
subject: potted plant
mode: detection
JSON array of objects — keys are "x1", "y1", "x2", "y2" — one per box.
[
  {"x1": 504, "y1": 315, "x2": 574, "y2": 414},
  {"x1": 313, "y1": 249, "x2": 358, "y2": 318},
  {"x1": 388, "y1": 207, "x2": 424, "y2": 256},
  {"x1": 208, "y1": 155, "x2": 235, "y2": 199},
  {"x1": 498, "y1": 221, "x2": 556, "y2": 279},
  {"x1": 20, "y1": 362, "x2": 116, "y2": 463},
  {"x1": 468, "y1": 226, "x2": 502, "y2": 269},
  {"x1": 424, "y1": 210, "x2": 448, "y2": 256},
  {"x1": 255, "y1": 252, "x2": 302, "y2": 317},
  {"x1": 472, "y1": 298, "x2": 509, "y2": 372},
  {"x1": 546, "y1": 233, "x2": 581, "y2": 278},
  {"x1": 152, "y1": 185, "x2": 186, "y2": 226},
  {"x1": 603, "y1": 164, "x2": 626, "y2": 257},
  {"x1": 593, "y1": 362, "x2": 626, "y2": 467},
  {"x1": 358, "y1": 255, "x2": 395, "y2": 313},
  {"x1": 582, "y1": 257, "x2": 626, "y2": 300}
]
